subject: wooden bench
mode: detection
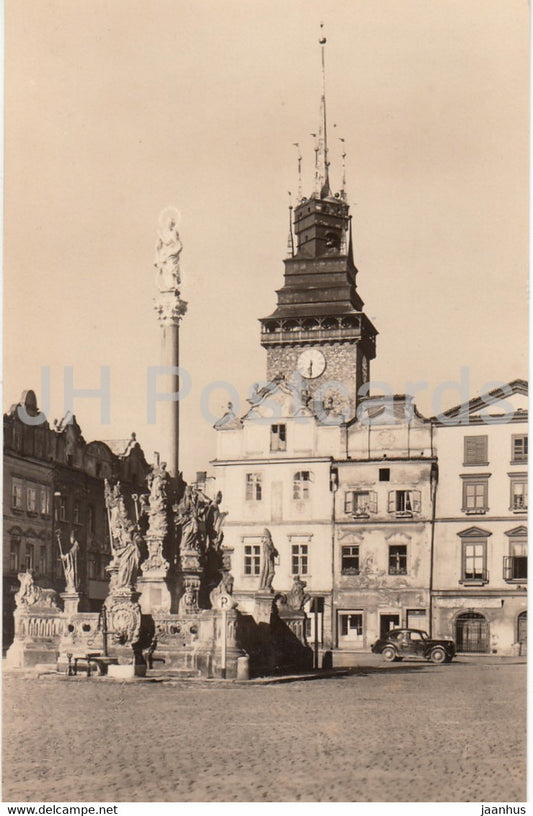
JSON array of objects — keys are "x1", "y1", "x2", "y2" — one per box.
[{"x1": 67, "y1": 652, "x2": 118, "y2": 677}]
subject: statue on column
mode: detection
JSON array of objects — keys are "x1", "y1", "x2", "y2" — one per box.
[
  {"x1": 259, "y1": 528, "x2": 278, "y2": 592},
  {"x1": 155, "y1": 208, "x2": 182, "y2": 293}
]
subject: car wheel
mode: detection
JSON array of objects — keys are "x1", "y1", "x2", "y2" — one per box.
[
  {"x1": 430, "y1": 646, "x2": 446, "y2": 664},
  {"x1": 382, "y1": 646, "x2": 397, "y2": 662}
]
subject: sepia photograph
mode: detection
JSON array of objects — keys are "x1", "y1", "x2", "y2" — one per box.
[{"x1": 2, "y1": 0, "x2": 528, "y2": 807}]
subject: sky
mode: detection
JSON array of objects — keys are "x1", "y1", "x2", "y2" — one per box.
[{"x1": 4, "y1": 0, "x2": 529, "y2": 481}]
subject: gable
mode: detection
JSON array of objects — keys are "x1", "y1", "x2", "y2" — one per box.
[{"x1": 438, "y1": 380, "x2": 528, "y2": 424}]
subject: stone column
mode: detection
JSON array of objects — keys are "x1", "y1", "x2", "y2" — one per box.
[
  {"x1": 153, "y1": 209, "x2": 187, "y2": 480},
  {"x1": 154, "y1": 299, "x2": 187, "y2": 479}
]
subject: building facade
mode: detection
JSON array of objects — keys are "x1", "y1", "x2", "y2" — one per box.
[
  {"x1": 332, "y1": 395, "x2": 436, "y2": 656},
  {"x1": 211, "y1": 77, "x2": 527, "y2": 659},
  {"x1": 431, "y1": 381, "x2": 528, "y2": 656},
  {"x1": 3, "y1": 390, "x2": 150, "y2": 646}
]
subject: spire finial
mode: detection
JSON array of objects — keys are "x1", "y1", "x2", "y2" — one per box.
[
  {"x1": 287, "y1": 192, "x2": 295, "y2": 258},
  {"x1": 293, "y1": 142, "x2": 302, "y2": 202},
  {"x1": 317, "y1": 23, "x2": 331, "y2": 198},
  {"x1": 339, "y1": 136, "x2": 347, "y2": 200}
]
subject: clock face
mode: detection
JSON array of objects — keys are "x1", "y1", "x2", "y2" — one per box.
[{"x1": 297, "y1": 348, "x2": 326, "y2": 379}]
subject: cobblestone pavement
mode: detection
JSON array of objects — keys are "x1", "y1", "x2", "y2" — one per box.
[{"x1": 2, "y1": 657, "x2": 526, "y2": 803}]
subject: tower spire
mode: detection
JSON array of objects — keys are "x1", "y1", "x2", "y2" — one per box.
[{"x1": 317, "y1": 24, "x2": 331, "y2": 198}]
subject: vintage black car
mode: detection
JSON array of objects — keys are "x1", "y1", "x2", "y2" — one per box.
[{"x1": 371, "y1": 628, "x2": 456, "y2": 663}]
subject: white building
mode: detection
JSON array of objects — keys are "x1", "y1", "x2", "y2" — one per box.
[{"x1": 431, "y1": 381, "x2": 528, "y2": 655}]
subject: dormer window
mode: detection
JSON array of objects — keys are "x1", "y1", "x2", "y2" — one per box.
[{"x1": 271, "y1": 424, "x2": 287, "y2": 452}]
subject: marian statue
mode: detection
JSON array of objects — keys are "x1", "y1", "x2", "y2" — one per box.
[
  {"x1": 155, "y1": 208, "x2": 182, "y2": 293},
  {"x1": 104, "y1": 479, "x2": 141, "y2": 591}
]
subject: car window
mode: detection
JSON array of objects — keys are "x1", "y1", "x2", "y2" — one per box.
[
  {"x1": 388, "y1": 632, "x2": 399, "y2": 640},
  {"x1": 411, "y1": 631, "x2": 424, "y2": 641}
]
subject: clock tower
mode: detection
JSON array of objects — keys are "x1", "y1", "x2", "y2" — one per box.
[{"x1": 260, "y1": 41, "x2": 377, "y2": 419}]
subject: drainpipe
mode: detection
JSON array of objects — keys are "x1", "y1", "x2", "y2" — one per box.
[
  {"x1": 429, "y1": 456, "x2": 438, "y2": 638},
  {"x1": 330, "y1": 465, "x2": 339, "y2": 658}
]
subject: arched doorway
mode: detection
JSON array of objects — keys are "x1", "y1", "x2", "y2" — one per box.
[
  {"x1": 517, "y1": 611, "x2": 527, "y2": 656},
  {"x1": 455, "y1": 612, "x2": 490, "y2": 653}
]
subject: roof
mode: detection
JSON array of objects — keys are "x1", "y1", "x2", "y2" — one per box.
[{"x1": 434, "y1": 379, "x2": 528, "y2": 421}]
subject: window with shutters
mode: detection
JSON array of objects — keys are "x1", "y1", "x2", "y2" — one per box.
[
  {"x1": 462, "y1": 478, "x2": 489, "y2": 514},
  {"x1": 464, "y1": 435, "x2": 488, "y2": 466},
  {"x1": 270, "y1": 424, "x2": 287, "y2": 452},
  {"x1": 512, "y1": 435, "x2": 528, "y2": 463},
  {"x1": 344, "y1": 491, "x2": 377, "y2": 517},
  {"x1": 387, "y1": 490, "x2": 421, "y2": 517}
]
